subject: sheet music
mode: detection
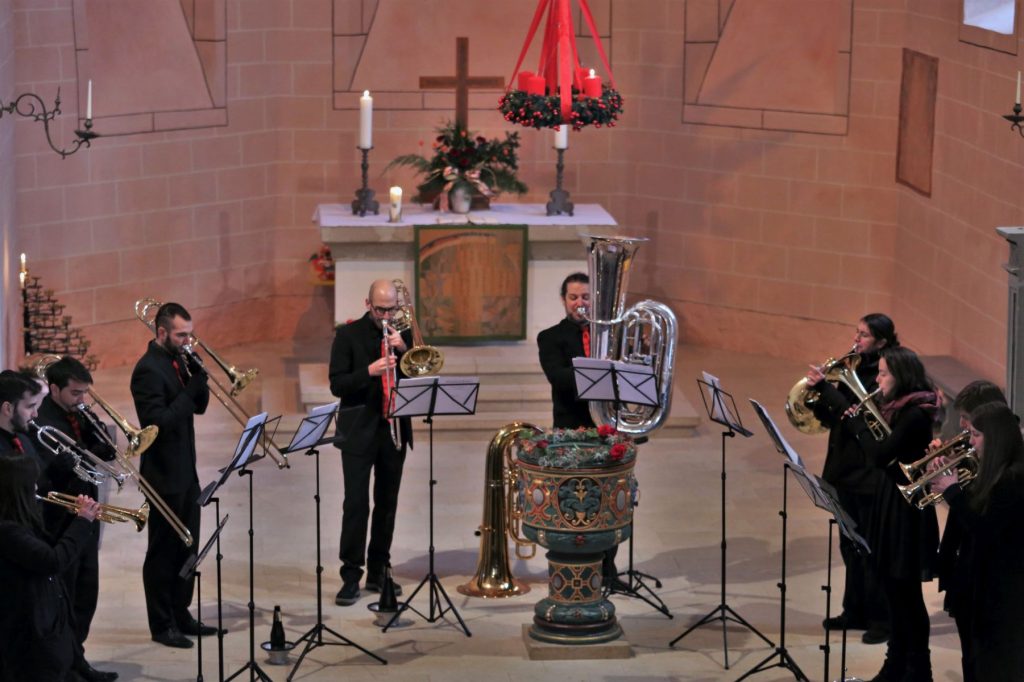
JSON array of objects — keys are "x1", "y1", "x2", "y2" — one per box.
[
  {"x1": 749, "y1": 399, "x2": 805, "y2": 468},
  {"x1": 286, "y1": 402, "x2": 336, "y2": 451},
  {"x1": 614, "y1": 361, "x2": 658, "y2": 406},
  {"x1": 702, "y1": 371, "x2": 738, "y2": 426},
  {"x1": 233, "y1": 412, "x2": 267, "y2": 469}
]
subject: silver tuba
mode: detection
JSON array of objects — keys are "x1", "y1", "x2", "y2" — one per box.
[{"x1": 584, "y1": 235, "x2": 678, "y2": 436}]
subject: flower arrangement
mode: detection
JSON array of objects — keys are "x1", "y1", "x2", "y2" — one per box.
[
  {"x1": 385, "y1": 121, "x2": 528, "y2": 203},
  {"x1": 517, "y1": 425, "x2": 636, "y2": 469},
  {"x1": 498, "y1": 84, "x2": 623, "y2": 130}
]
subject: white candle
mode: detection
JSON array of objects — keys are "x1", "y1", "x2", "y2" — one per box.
[
  {"x1": 1016, "y1": 71, "x2": 1021, "y2": 105},
  {"x1": 359, "y1": 90, "x2": 373, "y2": 149},
  {"x1": 389, "y1": 186, "x2": 402, "y2": 222},
  {"x1": 86, "y1": 79, "x2": 92, "y2": 119},
  {"x1": 554, "y1": 125, "x2": 569, "y2": 149},
  {"x1": 18, "y1": 253, "x2": 26, "y2": 287}
]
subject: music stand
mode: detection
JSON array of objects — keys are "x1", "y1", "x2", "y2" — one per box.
[
  {"x1": 212, "y1": 413, "x2": 278, "y2": 682},
  {"x1": 382, "y1": 376, "x2": 479, "y2": 637},
  {"x1": 570, "y1": 356, "x2": 669, "y2": 614},
  {"x1": 671, "y1": 374, "x2": 773, "y2": 668},
  {"x1": 737, "y1": 400, "x2": 812, "y2": 682},
  {"x1": 180, "y1": 514, "x2": 230, "y2": 682},
  {"x1": 285, "y1": 404, "x2": 386, "y2": 680}
]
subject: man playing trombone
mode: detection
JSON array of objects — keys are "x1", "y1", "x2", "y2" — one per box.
[
  {"x1": 32, "y1": 357, "x2": 118, "y2": 682},
  {"x1": 329, "y1": 279, "x2": 413, "y2": 606},
  {"x1": 130, "y1": 302, "x2": 213, "y2": 649}
]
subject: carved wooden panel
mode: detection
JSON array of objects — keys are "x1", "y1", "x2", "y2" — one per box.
[{"x1": 896, "y1": 49, "x2": 938, "y2": 197}]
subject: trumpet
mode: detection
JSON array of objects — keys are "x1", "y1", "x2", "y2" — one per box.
[
  {"x1": 381, "y1": 319, "x2": 401, "y2": 448},
  {"x1": 134, "y1": 297, "x2": 288, "y2": 469},
  {"x1": 897, "y1": 431, "x2": 978, "y2": 509},
  {"x1": 28, "y1": 420, "x2": 128, "y2": 490},
  {"x1": 37, "y1": 491, "x2": 149, "y2": 532},
  {"x1": 844, "y1": 387, "x2": 892, "y2": 442}
]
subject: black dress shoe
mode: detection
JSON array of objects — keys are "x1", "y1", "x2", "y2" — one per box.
[
  {"x1": 152, "y1": 628, "x2": 194, "y2": 649},
  {"x1": 862, "y1": 625, "x2": 890, "y2": 644},
  {"x1": 335, "y1": 581, "x2": 360, "y2": 606},
  {"x1": 177, "y1": 618, "x2": 219, "y2": 637},
  {"x1": 75, "y1": 660, "x2": 119, "y2": 682},
  {"x1": 364, "y1": 576, "x2": 403, "y2": 596},
  {"x1": 822, "y1": 612, "x2": 867, "y2": 630}
]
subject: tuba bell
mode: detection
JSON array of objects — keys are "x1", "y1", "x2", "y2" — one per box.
[
  {"x1": 584, "y1": 236, "x2": 678, "y2": 436},
  {"x1": 458, "y1": 422, "x2": 542, "y2": 598},
  {"x1": 390, "y1": 279, "x2": 444, "y2": 377}
]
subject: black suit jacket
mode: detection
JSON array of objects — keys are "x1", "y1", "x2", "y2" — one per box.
[
  {"x1": 537, "y1": 318, "x2": 596, "y2": 429},
  {"x1": 130, "y1": 340, "x2": 209, "y2": 495},
  {"x1": 329, "y1": 313, "x2": 413, "y2": 454},
  {"x1": 0, "y1": 426, "x2": 58, "y2": 500}
]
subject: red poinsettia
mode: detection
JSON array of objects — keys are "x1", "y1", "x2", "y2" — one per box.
[
  {"x1": 597, "y1": 424, "x2": 617, "y2": 438},
  {"x1": 609, "y1": 443, "x2": 627, "y2": 461},
  {"x1": 536, "y1": 440, "x2": 549, "y2": 450}
]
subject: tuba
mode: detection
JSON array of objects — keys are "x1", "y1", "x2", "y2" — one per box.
[
  {"x1": 134, "y1": 297, "x2": 288, "y2": 469},
  {"x1": 390, "y1": 279, "x2": 444, "y2": 377},
  {"x1": 897, "y1": 430, "x2": 978, "y2": 508},
  {"x1": 458, "y1": 421, "x2": 542, "y2": 598},
  {"x1": 584, "y1": 236, "x2": 678, "y2": 435}
]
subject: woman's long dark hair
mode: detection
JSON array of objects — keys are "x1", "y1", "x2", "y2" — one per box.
[
  {"x1": 861, "y1": 313, "x2": 900, "y2": 350},
  {"x1": 880, "y1": 346, "x2": 931, "y2": 399},
  {"x1": 968, "y1": 402, "x2": 1024, "y2": 514},
  {"x1": 0, "y1": 454, "x2": 43, "y2": 532}
]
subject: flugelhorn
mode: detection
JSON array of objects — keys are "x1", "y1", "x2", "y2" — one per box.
[
  {"x1": 134, "y1": 297, "x2": 289, "y2": 469},
  {"x1": 390, "y1": 279, "x2": 444, "y2": 377},
  {"x1": 458, "y1": 422, "x2": 542, "y2": 598},
  {"x1": 584, "y1": 235, "x2": 678, "y2": 436},
  {"x1": 28, "y1": 420, "x2": 128, "y2": 490},
  {"x1": 38, "y1": 491, "x2": 150, "y2": 531},
  {"x1": 897, "y1": 431, "x2": 978, "y2": 509}
]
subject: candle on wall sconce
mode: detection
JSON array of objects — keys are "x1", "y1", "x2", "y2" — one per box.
[
  {"x1": 389, "y1": 186, "x2": 403, "y2": 222},
  {"x1": 18, "y1": 253, "x2": 26, "y2": 288},
  {"x1": 86, "y1": 80, "x2": 92, "y2": 120}
]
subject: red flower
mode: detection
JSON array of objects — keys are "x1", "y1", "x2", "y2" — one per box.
[
  {"x1": 597, "y1": 424, "x2": 617, "y2": 437},
  {"x1": 537, "y1": 440, "x2": 549, "y2": 450},
  {"x1": 610, "y1": 443, "x2": 627, "y2": 461}
]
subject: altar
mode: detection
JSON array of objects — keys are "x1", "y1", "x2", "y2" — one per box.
[{"x1": 314, "y1": 203, "x2": 617, "y2": 340}]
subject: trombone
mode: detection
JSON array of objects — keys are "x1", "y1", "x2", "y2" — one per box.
[
  {"x1": 134, "y1": 297, "x2": 289, "y2": 469},
  {"x1": 38, "y1": 491, "x2": 150, "y2": 532}
]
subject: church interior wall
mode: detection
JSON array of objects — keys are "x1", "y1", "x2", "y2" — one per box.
[
  {"x1": 1, "y1": 0, "x2": 15, "y2": 368},
  {"x1": 5, "y1": 0, "x2": 1019, "y2": 383}
]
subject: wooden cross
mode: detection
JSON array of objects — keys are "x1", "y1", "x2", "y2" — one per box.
[{"x1": 419, "y1": 37, "x2": 504, "y2": 129}]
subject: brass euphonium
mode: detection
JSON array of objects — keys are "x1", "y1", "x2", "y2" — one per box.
[
  {"x1": 458, "y1": 422, "x2": 542, "y2": 598},
  {"x1": 897, "y1": 431, "x2": 978, "y2": 509},
  {"x1": 390, "y1": 279, "x2": 444, "y2": 377},
  {"x1": 38, "y1": 491, "x2": 150, "y2": 532},
  {"x1": 584, "y1": 236, "x2": 678, "y2": 435},
  {"x1": 133, "y1": 297, "x2": 289, "y2": 469}
]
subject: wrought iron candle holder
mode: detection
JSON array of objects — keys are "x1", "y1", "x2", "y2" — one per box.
[
  {"x1": 351, "y1": 147, "x2": 380, "y2": 217},
  {"x1": 0, "y1": 90, "x2": 98, "y2": 158},
  {"x1": 545, "y1": 147, "x2": 574, "y2": 216},
  {"x1": 1003, "y1": 102, "x2": 1024, "y2": 137}
]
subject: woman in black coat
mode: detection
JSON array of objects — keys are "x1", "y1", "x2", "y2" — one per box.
[
  {"x1": 930, "y1": 401, "x2": 1024, "y2": 682},
  {"x1": 0, "y1": 454, "x2": 99, "y2": 682},
  {"x1": 845, "y1": 346, "x2": 939, "y2": 682}
]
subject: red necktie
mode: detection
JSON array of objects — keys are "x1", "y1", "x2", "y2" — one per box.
[
  {"x1": 582, "y1": 327, "x2": 590, "y2": 357},
  {"x1": 380, "y1": 338, "x2": 392, "y2": 418},
  {"x1": 11, "y1": 436, "x2": 23, "y2": 454},
  {"x1": 66, "y1": 412, "x2": 84, "y2": 443},
  {"x1": 171, "y1": 359, "x2": 186, "y2": 387}
]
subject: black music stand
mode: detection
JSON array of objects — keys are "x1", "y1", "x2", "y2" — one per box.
[
  {"x1": 570, "y1": 357, "x2": 670, "y2": 615},
  {"x1": 211, "y1": 413, "x2": 278, "y2": 682},
  {"x1": 382, "y1": 376, "x2": 479, "y2": 637},
  {"x1": 198, "y1": 485, "x2": 229, "y2": 681},
  {"x1": 180, "y1": 514, "x2": 230, "y2": 682},
  {"x1": 671, "y1": 375, "x2": 772, "y2": 667},
  {"x1": 286, "y1": 404, "x2": 386, "y2": 680}
]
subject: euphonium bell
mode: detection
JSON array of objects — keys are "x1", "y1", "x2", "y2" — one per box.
[{"x1": 785, "y1": 346, "x2": 859, "y2": 435}]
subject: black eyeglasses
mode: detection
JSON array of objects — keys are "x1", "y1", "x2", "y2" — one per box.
[{"x1": 372, "y1": 305, "x2": 398, "y2": 315}]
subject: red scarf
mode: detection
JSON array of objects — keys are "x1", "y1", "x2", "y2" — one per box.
[
  {"x1": 381, "y1": 338, "x2": 393, "y2": 418},
  {"x1": 881, "y1": 390, "x2": 938, "y2": 425}
]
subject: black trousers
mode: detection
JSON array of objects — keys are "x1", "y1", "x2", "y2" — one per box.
[
  {"x1": 837, "y1": 488, "x2": 889, "y2": 627},
  {"x1": 883, "y1": 574, "x2": 930, "y2": 658},
  {"x1": 62, "y1": 522, "x2": 100, "y2": 646},
  {"x1": 339, "y1": 424, "x2": 406, "y2": 584},
  {"x1": 143, "y1": 481, "x2": 202, "y2": 635}
]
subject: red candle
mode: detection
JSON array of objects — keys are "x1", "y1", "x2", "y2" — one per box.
[
  {"x1": 583, "y1": 68, "x2": 602, "y2": 98},
  {"x1": 518, "y1": 71, "x2": 535, "y2": 91},
  {"x1": 526, "y1": 74, "x2": 546, "y2": 96},
  {"x1": 575, "y1": 66, "x2": 588, "y2": 88}
]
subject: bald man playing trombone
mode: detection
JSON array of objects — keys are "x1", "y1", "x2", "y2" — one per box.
[{"x1": 329, "y1": 279, "x2": 413, "y2": 606}]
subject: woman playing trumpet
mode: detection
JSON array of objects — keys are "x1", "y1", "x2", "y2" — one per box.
[
  {"x1": 842, "y1": 346, "x2": 939, "y2": 682},
  {"x1": 929, "y1": 402, "x2": 1024, "y2": 681},
  {"x1": 0, "y1": 454, "x2": 101, "y2": 682}
]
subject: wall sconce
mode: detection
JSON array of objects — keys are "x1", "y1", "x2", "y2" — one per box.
[{"x1": 0, "y1": 89, "x2": 98, "y2": 158}]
